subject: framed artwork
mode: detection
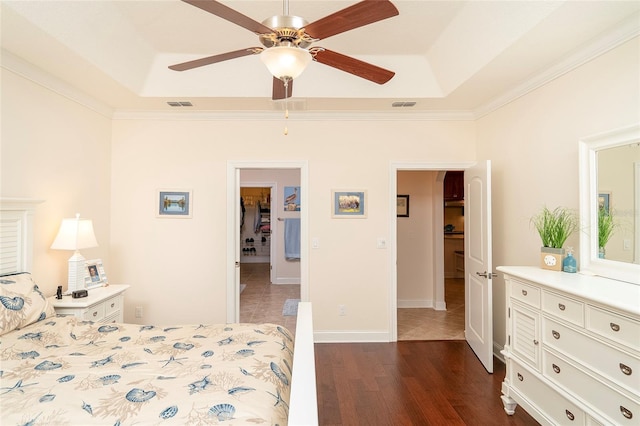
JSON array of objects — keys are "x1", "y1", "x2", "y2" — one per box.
[
  {"x1": 284, "y1": 186, "x2": 300, "y2": 211},
  {"x1": 85, "y1": 259, "x2": 108, "y2": 289},
  {"x1": 397, "y1": 194, "x2": 410, "y2": 217},
  {"x1": 598, "y1": 192, "x2": 610, "y2": 213},
  {"x1": 332, "y1": 190, "x2": 367, "y2": 218},
  {"x1": 157, "y1": 189, "x2": 192, "y2": 218}
]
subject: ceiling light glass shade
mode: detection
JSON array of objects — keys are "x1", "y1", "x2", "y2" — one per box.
[
  {"x1": 51, "y1": 215, "x2": 98, "y2": 251},
  {"x1": 260, "y1": 46, "x2": 312, "y2": 80}
]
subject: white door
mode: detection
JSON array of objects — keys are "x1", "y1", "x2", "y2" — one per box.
[{"x1": 464, "y1": 161, "x2": 494, "y2": 373}]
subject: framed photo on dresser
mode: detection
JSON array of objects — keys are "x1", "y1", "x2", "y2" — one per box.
[{"x1": 84, "y1": 259, "x2": 108, "y2": 289}]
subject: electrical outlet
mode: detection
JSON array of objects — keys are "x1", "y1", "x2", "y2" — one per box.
[
  {"x1": 312, "y1": 237, "x2": 320, "y2": 249},
  {"x1": 623, "y1": 239, "x2": 631, "y2": 251},
  {"x1": 135, "y1": 306, "x2": 143, "y2": 318},
  {"x1": 377, "y1": 238, "x2": 387, "y2": 249},
  {"x1": 339, "y1": 304, "x2": 346, "y2": 316}
]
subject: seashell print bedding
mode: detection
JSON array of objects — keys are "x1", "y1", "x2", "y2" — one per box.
[{"x1": 0, "y1": 316, "x2": 294, "y2": 425}]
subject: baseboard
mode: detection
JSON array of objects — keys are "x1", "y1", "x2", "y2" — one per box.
[
  {"x1": 314, "y1": 330, "x2": 390, "y2": 343},
  {"x1": 493, "y1": 340, "x2": 506, "y2": 363},
  {"x1": 273, "y1": 277, "x2": 301, "y2": 285},
  {"x1": 397, "y1": 299, "x2": 433, "y2": 308}
]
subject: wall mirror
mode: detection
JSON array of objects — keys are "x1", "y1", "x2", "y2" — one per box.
[{"x1": 579, "y1": 123, "x2": 640, "y2": 285}]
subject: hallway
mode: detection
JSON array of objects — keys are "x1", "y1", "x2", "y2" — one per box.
[
  {"x1": 239, "y1": 262, "x2": 300, "y2": 334},
  {"x1": 398, "y1": 278, "x2": 465, "y2": 340}
]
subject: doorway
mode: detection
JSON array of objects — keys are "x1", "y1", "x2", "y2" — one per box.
[
  {"x1": 396, "y1": 170, "x2": 466, "y2": 340},
  {"x1": 226, "y1": 161, "x2": 309, "y2": 325}
]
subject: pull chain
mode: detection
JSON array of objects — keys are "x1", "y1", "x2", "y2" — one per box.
[{"x1": 283, "y1": 79, "x2": 289, "y2": 135}]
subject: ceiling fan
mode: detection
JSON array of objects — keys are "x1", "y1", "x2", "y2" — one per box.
[{"x1": 169, "y1": 0, "x2": 399, "y2": 100}]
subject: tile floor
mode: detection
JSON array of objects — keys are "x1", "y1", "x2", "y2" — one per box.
[
  {"x1": 239, "y1": 263, "x2": 465, "y2": 340},
  {"x1": 397, "y1": 278, "x2": 465, "y2": 340},
  {"x1": 239, "y1": 262, "x2": 300, "y2": 335}
]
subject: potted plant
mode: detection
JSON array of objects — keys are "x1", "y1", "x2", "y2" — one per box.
[
  {"x1": 598, "y1": 207, "x2": 616, "y2": 258},
  {"x1": 531, "y1": 206, "x2": 578, "y2": 271}
]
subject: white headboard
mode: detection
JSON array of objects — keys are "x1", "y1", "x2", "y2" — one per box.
[{"x1": 0, "y1": 198, "x2": 43, "y2": 274}]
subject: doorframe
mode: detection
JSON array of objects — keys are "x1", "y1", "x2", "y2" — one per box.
[
  {"x1": 227, "y1": 160, "x2": 309, "y2": 323},
  {"x1": 389, "y1": 161, "x2": 474, "y2": 341},
  {"x1": 240, "y1": 182, "x2": 277, "y2": 283}
]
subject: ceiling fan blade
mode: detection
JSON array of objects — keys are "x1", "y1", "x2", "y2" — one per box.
[
  {"x1": 182, "y1": 0, "x2": 273, "y2": 34},
  {"x1": 304, "y1": 0, "x2": 399, "y2": 40},
  {"x1": 313, "y1": 49, "x2": 394, "y2": 84},
  {"x1": 169, "y1": 48, "x2": 261, "y2": 71},
  {"x1": 272, "y1": 77, "x2": 293, "y2": 100}
]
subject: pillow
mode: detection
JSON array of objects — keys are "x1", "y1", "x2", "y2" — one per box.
[{"x1": 0, "y1": 273, "x2": 56, "y2": 336}]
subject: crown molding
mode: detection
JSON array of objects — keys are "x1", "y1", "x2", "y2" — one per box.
[
  {"x1": 475, "y1": 12, "x2": 640, "y2": 119},
  {"x1": 3, "y1": 11, "x2": 638, "y2": 123},
  {"x1": 1, "y1": 49, "x2": 114, "y2": 118},
  {"x1": 111, "y1": 109, "x2": 475, "y2": 121}
]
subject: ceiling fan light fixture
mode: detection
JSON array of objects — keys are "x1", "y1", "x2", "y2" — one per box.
[{"x1": 260, "y1": 45, "x2": 312, "y2": 81}]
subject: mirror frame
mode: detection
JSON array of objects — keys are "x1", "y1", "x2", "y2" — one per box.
[{"x1": 579, "y1": 123, "x2": 640, "y2": 285}]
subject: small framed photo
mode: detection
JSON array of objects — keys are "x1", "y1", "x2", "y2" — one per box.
[
  {"x1": 157, "y1": 189, "x2": 192, "y2": 218},
  {"x1": 284, "y1": 186, "x2": 300, "y2": 211},
  {"x1": 332, "y1": 190, "x2": 367, "y2": 218},
  {"x1": 85, "y1": 259, "x2": 108, "y2": 289},
  {"x1": 397, "y1": 194, "x2": 410, "y2": 217},
  {"x1": 598, "y1": 192, "x2": 610, "y2": 213}
]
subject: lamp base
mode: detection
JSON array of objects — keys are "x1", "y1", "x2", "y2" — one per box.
[{"x1": 67, "y1": 251, "x2": 87, "y2": 293}]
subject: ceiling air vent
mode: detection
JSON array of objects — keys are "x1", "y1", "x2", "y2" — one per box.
[
  {"x1": 392, "y1": 101, "x2": 416, "y2": 107},
  {"x1": 167, "y1": 101, "x2": 193, "y2": 107}
]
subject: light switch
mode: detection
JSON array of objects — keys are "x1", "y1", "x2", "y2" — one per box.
[
  {"x1": 312, "y1": 237, "x2": 320, "y2": 249},
  {"x1": 377, "y1": 238, "x2": 387, "y2": 249}
]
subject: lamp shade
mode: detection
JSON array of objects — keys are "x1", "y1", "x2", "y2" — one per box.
[
  {"x1": 51, "y1": 214, "x2": 98, "y2": 251},
  {"x1": 260, "y1": 46, "x2": 312, "y2": 81}
]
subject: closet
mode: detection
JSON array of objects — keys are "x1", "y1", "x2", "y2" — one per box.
[{"x1": 240, "y1": 187, "x2": 271, "y2": 263}]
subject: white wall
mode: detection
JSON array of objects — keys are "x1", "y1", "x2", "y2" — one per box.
[
  {"x1": 0, "y1": 68, "x2": 112, "y2": 293},
  {"x1": 477, "y1": 36, "x2": 640, "y2": 350},
  {"x1": 2, "y1": 35, "x2": 637, "y2": 346},
  {"x1": 108, "y1": 119, "x2": 475, "y2": 330}
]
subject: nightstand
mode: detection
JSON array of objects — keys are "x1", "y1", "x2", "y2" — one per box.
[{"x1": 49, "y1": 284, "x2": 129, "y2": 323}]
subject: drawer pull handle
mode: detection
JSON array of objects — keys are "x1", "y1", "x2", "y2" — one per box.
[
  {"x1": 610, "y1": 322, "x2": 621, "y2": 332},
  {"x1": 552, "y1": 364, "x2": 561, "y2": 374},
  {"x1": 93, "y1": 311, "x2": 98, "y2": 317},
  {"x1": 558, "y1": 303, "x2": 566, "y2": 311},
  {"x1": 565, "y1": 410, "x2": 575, "y2": 421},
  {"x1": 552, "y1": 330, "x2": 560, "y2": 340},
  {"x1": 620, "y1": 406, "x2": 633, "y2": 419},
  {"x1": 533, "y1": 340, "x2": 539, "y2": 345},
  {"x1": 110, "y1": 303, "x2": 115, "y2": 308},
  {"x1": 620, "y1": 363, "x2": 632, "y2": 376},
  {"x1": 517, "y1": 373, "x2": 523, "y2": 381},
  {"x1": 521, "y1": 290, "x2": 527, "y2": 296}
]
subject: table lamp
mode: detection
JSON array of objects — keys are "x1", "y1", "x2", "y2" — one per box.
[{"x1": 51, "y1": 213, "x2": 98, "y2": 293}]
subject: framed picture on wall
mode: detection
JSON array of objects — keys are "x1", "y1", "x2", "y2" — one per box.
[
  {"x1": 284, "y1": 186, "x2": 300, "y2": 211},
  {"x1": 157, "y1": 189, "x2": 192, "y2": 218},
  {"x1": 332, "y1": 190, "x2": 367, "y2": 218},
  {"x1": 598, "y1": 192, "x2": 610, "y2": 213},
  {"x1": 397, "y1": 194, "x2": 410, "y2": 217},
  {"x1": 84, "y1": 259, "x2": 108, "y2": 289}
]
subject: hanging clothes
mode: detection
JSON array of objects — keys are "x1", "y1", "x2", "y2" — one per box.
[{"x1": 254, "y1": 201, "x2": 262, "y2": 234}]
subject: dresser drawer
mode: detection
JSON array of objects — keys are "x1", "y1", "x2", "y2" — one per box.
[
  {"x1": 104, "y1": 295, "x2": 121, "y2": 317},
  {"x1": 586, "y1": 306, "x2": 640, "y2": 351},
  {"x1": 542, "y1": 291, "x2": 584, "y2": 327},
  {"x1": 82, "y1": 303, "x2": 105, "y2": 322},
  {"x1": 543, "y1": 317, "x2": 640, "y2": 395},
  {"x1": 543, "y1": 350, "x2": 639, "y2": 424},
  {"x1": 511, "y1": 279, "x2": 541, "y2": 308},
  {"x1": 510, "y1": 359, "x2": 585, "y2": 425}
]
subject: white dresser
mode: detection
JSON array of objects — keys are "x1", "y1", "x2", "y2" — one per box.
[
  {"x1": 497, "y1": 266, "x2": 639, "y2": 426},
  {"x1": 49, "y1": 284, "x2": 129, "y2": 323}
]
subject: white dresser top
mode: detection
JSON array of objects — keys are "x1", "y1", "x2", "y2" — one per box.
[
  {"x1": 497, "y1": 266, "x2": 640, "y2": 317},
  {"x1": 49, "y1": 284, "x2": 129, "y2": 308}
]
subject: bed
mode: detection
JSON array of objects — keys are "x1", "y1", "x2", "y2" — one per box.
[{"x1": 0, "y1": 199, "x2": 318, "y2": 425}]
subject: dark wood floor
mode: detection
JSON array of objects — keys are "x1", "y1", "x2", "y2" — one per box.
[{"x1": 315, "y1": 340, "x2": 539, "y2": 426}]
